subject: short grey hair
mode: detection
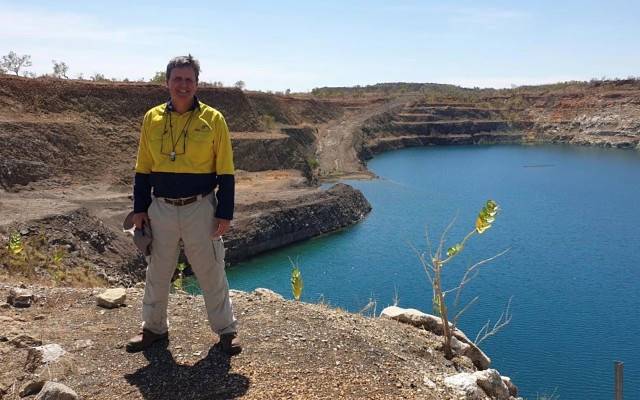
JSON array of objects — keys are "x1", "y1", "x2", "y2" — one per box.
[{"x1": 166, "y1": 54, "x2": 201, "y2": 82}]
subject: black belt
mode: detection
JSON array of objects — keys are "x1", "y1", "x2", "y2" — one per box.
[{"x1": 163, "y1": 193, "x2": 207, "y2": 206}]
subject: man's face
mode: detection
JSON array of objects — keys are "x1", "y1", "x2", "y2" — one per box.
[{"x1": 167, "y1": 66, "x2": 197, "y2": 104}]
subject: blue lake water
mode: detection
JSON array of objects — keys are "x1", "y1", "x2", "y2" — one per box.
[{"x1": 227, "y1": 144, "x2": 640, "y2": 399}]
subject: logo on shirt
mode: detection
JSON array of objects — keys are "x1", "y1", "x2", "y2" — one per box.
[{"x1": 194, "y1": 124, "x2": 211, "y2": 133}]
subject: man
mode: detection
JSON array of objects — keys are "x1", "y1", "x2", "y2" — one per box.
[{"x1": 126, "y1": 54, "x2": 240, "y2": 355}]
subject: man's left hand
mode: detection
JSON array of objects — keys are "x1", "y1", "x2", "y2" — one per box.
[{"x1": 212, "y1": 218, "x2": 231, "y2": 239}]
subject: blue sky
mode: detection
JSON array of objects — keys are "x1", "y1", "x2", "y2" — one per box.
[{"x1": 1, "y1": 0, "x2": 638, "y2": 91}]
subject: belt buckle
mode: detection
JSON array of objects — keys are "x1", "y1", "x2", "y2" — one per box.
[{"x1": 166, "y1": 195, "x2": 198, "y2": 206}]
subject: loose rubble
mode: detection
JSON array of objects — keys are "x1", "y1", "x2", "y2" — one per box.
[{"x1": 0, "y1": 284, "x2": 523, "y2": 399}]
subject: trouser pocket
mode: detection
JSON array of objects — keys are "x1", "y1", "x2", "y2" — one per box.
[{"x1": 212, "y1": 237, "x2": 226, "y2": 265}]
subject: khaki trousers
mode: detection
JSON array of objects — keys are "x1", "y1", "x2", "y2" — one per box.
[{"x1": 142, "y1": 192, "x2": 237, "y2": 335}]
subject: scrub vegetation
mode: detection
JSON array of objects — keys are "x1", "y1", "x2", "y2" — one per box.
[
  {"x1": 1, "y1": 231, "x2": 105, "y2": 287},
  {"x1": 0, "y1": 51, "x2": 32, "y2": 76},
  {"x1": 290, "y1": 257, "x2": 304, "y2": 301}
]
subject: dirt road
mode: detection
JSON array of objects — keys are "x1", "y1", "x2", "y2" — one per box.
[{"x1": 315, "y1": 96, "x2": 417, "y2": 179}]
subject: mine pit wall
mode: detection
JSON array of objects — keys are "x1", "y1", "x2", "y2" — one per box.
[
  {"x1": 0, "y1": 75, "x2": 262, "y2": 131},
  {"x1": 360, "y1": 131, "x2": 527, "y2": 160},
  {"x1": 507, "y1": 85, "x2": 640, "y2": 149},
  {"x1": 224, "y1": 183, "x2": 372, "y2": 264},
  {"x1": 356, "y1": 104, "x2": 524, "y2": 158},
  {"x1": 356, "y1": 81, "x2": 640, "y2": 161},
  {"x1": 246, "y1": 92, "x2": 343, "y2": 125},
  {"x1": 233, "y1": 127, "x2": 318, "y2": 181},
  {"x1": 0, "y1": 76, "x2": 343, "y2": 189}
]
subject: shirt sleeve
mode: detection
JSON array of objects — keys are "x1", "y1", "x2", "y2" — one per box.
[
  {"x1": 133, "y1": 173, "x2": 151, "y2": 213},
  {"x1": 214, "y1": 114, "x2": 235, "y2": 175},
  {"x1": 214, "y1": 113, "x2": 235, "y2": 220},
  {"x1": 133, "y1": 111, "x2": 153, "y2": 213},
  {"x1": 135, "y1": 111, "x2": 153, "y2": 174}
]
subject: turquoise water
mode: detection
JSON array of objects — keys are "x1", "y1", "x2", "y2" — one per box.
[{"x1": 227, "y1": 144, "x2": 640, "y2": 399}]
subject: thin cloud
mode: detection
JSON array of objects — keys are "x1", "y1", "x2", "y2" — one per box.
[
  {"x1": 0, "y1": 5, "x2": 188, "y2": 45},
  {"x1": 447, "y1": 6, "x2": 528, "y2": 29}
]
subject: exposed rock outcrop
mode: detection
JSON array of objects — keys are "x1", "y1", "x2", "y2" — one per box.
[
  {"x1": 358, "y1": 102, "x2": 529, "y2": 160},
  {"x1": 233, "y1": 126, "x2": 319, "y2": 179},
  {"x1": 380, "y1": 306, "x2": 491, "y2": 370},
  {"x1": 226, "y1": 183, "x2": 371, "y2": 264},
  {"x1": 444, "y1": 370, "x2": 519, "y2": 400}
]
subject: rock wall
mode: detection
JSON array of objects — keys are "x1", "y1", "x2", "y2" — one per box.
[
  {"x1": 225, "y1": 183, "x2": 371, "y2": 264},
  {"x1": 353, "y1": 82, "x2": 640, "y2": 161},
  {"x1": 358, "y1": 102, "x2": 529, "y2": 160},
  {"x1": 526, "y1": 93, "x2": 640, "y2": 149},
  {"x1": 0, "y1": 75, "x2": 261, "y2": 131},
  {"x1": 0, "y1": 76, "x2": 339, "y2": 189},
  {"x1": 233, "y1": 127, "x2": 318, "y2": 179},
  {"x1": 246, "y1": 92, "x2": 342, "y2": 125}
]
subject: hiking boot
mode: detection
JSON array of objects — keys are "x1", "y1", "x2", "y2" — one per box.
[
  {"x1": 218, "y1": 332, "x2": 242, "y2": 356},
  {"x1": 126, "y1": 329, "x2": 169, "y2": 353}
]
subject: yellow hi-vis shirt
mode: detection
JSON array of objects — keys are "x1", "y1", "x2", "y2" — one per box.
[{"x1": 135, "y1": 101, "x2": 234, "y2": 175}]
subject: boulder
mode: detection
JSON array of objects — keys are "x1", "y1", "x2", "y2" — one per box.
[
  {"x1": 444, "y1": 373, "x2": 485, "y2": 400},
  {"x1": 96, "y1": 288, "x2": 126, "y2": 309},
  {"x1": 8, "y1": 287, "x2": 34, "y2": 308},
  {"x1": 501, "y1": 376, "x2": 518, "y2": 397},
  {"x1": 19, "y1": 380, "x2": 46, "y2": 397},
  {"x1": 380, "y1": 306, "x2": 491, "y2": 369},
  {"x1": 380, "y1": 306, "x2": 444, "y2": 333},
  {"x1": 30, "y1": 344, "x2": 67, "y2": 363},
  {"x1": 34, "y1": 381, "x2": 78, "y2": 400},
  {"x1": 450, "y1": 335, "x2": 471, "y2": 355},
  {"x1": 464, "y1": 341, "x2": 492, "y2": 371},
  {"x1": 474, "y1": 369, "x2": 510, "y2": 400}
]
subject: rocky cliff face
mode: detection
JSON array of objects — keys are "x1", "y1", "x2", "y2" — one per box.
[
  {"x1": 348, "y1": 82, "x2": 640, "y2": 164},
  {"x1": 0, "y1": 75, "x2": 262, "y2": 131},
  {"x1": 0, "y1": 76, "x2": 342, "y2": 189},
  {"x1": 226, "y1": 183, "x2": 371, "y2": 264},
  {"x1": 246, "y1": 91, "x2": 342, "y2": 125},
  {"x1": 521, "y1": 84, "x2": 640, "y2": 148},
  {"x1": 233, "y1": 127, "x2": 318, "y2": 179},
  {"x1": 358, "y1": 102, "x2": 528, "y2": 160}
]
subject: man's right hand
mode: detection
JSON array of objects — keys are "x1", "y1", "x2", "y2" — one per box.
[{"x1": 132, "y1": 212, "x2": 149, "y2": 229}]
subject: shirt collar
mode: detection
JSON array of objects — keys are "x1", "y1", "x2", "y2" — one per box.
[{"x1": 166, "y1": 96, "x2": 201, "y2": 112}]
